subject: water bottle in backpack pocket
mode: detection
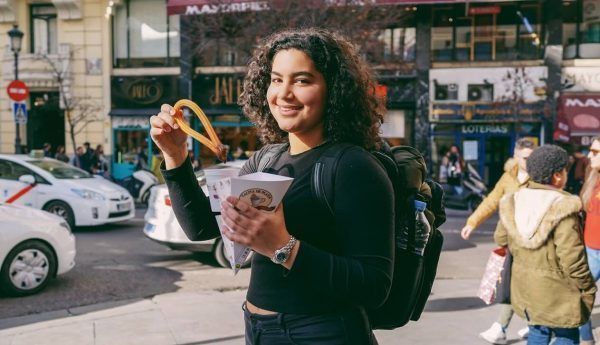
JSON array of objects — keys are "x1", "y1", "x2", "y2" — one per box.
[{"x1": 413, "y1": 200, "x2": 431, "y2": 256}]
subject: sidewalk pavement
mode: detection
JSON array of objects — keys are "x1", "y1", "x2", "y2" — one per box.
[
  {"x1": 1, "y1": 278, "x2": 533, "y2": 345},
  {"x1": 2, "y1": 216, "x2": 599, "y2": 344}
]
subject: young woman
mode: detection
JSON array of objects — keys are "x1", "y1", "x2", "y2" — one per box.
[
  {"x1": 150, "y1": 28, "x2": 394, "y2": 345},
  {"x1": 579, "y1": 136, "x2": 600, "y2": 345},
  {"x1": 494, "y1": 145, "x2": 596, "y2": 345}
]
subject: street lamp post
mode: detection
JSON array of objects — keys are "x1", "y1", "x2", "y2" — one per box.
[{"x1": 8, "y1": 24, "x2": 23, "y2": 154}]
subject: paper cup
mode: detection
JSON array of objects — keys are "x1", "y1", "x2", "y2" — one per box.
[{"x1": 204, "y1": 168, "x2": 240, "y2": 212}]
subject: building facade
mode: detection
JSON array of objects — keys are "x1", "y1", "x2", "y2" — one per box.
[
  {"x1": 0, "y1": 0, "x2": 112, "y2": 160},
  {"x1": 1, "y1": 0, "x2": 598, "y2": 185}
]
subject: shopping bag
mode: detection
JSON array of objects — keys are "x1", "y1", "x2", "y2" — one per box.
[
  {"x1": 494, "y1": 250, "x2": 512, "y2": 304},
  {"x1": 477, "y1": 247, "x2": 507, "y2": 305}
]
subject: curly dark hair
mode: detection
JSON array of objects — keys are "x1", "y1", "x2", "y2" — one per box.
[
  {"x1": 526, "y1": 145, "x2": 569, "y2": 185},
  {"x1": 238, "y1": 28, "x2": 384, "y2": 150}
]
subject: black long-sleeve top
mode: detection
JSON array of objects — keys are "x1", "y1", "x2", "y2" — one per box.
[{"x1": 161, "y1": 142, "x2": 394, "y2": 314}]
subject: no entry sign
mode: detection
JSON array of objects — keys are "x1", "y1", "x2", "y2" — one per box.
[{"x1": 6, "y1": 80, "x2": 29, "y2": 102}]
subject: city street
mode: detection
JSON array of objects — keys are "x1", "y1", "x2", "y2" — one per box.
[{"x1": 0, "y1": 206, "x2": 557, "y2": 344}]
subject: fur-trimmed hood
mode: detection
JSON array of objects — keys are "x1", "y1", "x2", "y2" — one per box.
[
  {"x1": 504, "y1": 158, "x2": 518, "y2": 173},
  {"x1": 499, "y1": 183, "x2": 582, "y2": 249}
]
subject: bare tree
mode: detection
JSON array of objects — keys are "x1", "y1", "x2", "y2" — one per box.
[
  {"x1": 35, "y1": 49, "x2": 102, "y2": 156},
  {"x1": 496, "y1": 67, "x2": 544, "y2": 121},
  {"x1": 186, "y1": 0, "x2": 413, "y2": 67}
]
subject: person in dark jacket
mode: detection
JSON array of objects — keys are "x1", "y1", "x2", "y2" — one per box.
[
  {"x1": 54, "y1": 145, "x2": 69, "y2": 163},
  {"x1": 150, "y1": 28, "x2": 394, "y2": 345},
  {"x1": 80, "y1": 142, "x2": 95, "y2": 173}
]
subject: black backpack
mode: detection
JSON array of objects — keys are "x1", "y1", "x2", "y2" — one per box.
[{"x1": 257, "y1": 141, "x2": 445, "y2": 329}]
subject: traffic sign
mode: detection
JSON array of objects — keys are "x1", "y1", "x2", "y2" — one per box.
[
  {"x1": 7, "y1": 80, "x2": 29, "y2": 102},
  {"x1": 13, "y1": 101, "x2": 27, "y2": 125}
]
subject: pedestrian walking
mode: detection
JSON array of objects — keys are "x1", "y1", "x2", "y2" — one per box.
[
  {"x1": 566, "y1": 147, "x2": 589, "y2": 195},
  {"x1": 440, "y1": 144, "x2": 465, "y2": 186},
  {"x1": 93, "y1": 144, "x2": 109, "y2": 178},
  {"x1": 69, "y1": 146, "x2": 84, "y2": 168},
  {"x1": 150, "y1": 28, "x2": 394, "y2": 345},
  {"x1": 579, "y1": 136, "x2": 600, "y2": 345},
  {"x1": 462, "y1": 138, "x2": 536, "y2": 344},
  {"x1": 54, "y1": 145, "x2": 69, "y2": 163},
  {"x1": 80, "y1": 142, "x2": 95, "y2": 173},
  {"x1": 43, "y1": 142, "x2": 53, "y2": 157},
  {"x1": 495, "y1": 145, "x2": 596, "y2": 345}
]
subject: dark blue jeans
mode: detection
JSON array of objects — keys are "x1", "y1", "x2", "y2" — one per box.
[
  {"x1": 527, "y1": 325, "x2": 579, "y2": 345},
  {"x1": 243, "y1": 303, "x2": 377, "y2": 345}
]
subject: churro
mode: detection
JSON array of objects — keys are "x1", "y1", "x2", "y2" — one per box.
[{"x1": 172, "y1": 99, "x2": 228, "y2": 162}]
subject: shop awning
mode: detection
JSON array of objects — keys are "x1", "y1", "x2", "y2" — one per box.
[
  {"x1": 555, "y1": 94, "x2": 600, "y2": 144},
  {"x1": 167, "y1": 0, "x2": 506, "y2": 16}
]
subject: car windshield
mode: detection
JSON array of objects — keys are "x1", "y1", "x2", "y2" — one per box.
[{"x1": 27, "y1": 159, "x2": 93, "y2": 179}]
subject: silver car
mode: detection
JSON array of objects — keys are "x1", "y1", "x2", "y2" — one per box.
[{"x1": 143, "y1": 161, "x2": 252, "y2": 268}]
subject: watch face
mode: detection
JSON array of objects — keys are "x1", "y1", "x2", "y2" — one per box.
[{"x1": 275, "y1": 251, "x2": 287, "y2": 263}]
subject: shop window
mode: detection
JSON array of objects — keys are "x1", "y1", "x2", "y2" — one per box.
[
  {"x1": 114, "y1": 130, "x2": 149, "y2": 167},
  {"x1": 431, "y1": 2, "x2": 542, "y2": 62},
  {"x1": 516, "y1": 5, "x2": 542, "y2": 60},
  {"x1": 113, "y1": 0, "x2": 180, "y2": 68},
  {"x1": 193, "y1": 37, "x2": 250, "y2": 67},
  {"x1": 563, "y1": 0, "x2": 579, "y2": 58},
  {"x1": 431, "y1": 6, "x2": 456, "y2": 61},
  {"x1": 562, "y1": 0, "x2": 600, "y2": 59},
  {"x1": 581, "y1": 0, "x2": 600, "y2": 58},
  {"x1": 374, "y1": 27, "x2": 416, "y2": 63},
  {"x1": 31, "y1": 5, "x2": 58, "y2": 54},
  {"x1": 495, "y1": 4, "x2": 519, "y2": 60}
]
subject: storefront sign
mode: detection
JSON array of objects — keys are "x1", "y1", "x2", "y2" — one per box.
[
  {"x1": 461, "y1": 124, "x2": 509, "y2": 135},
  {"x1": 128, "y1": 80, "x2": 163, "y2": 104},
  {"x1": 431, "y1": 102, "x2": 544, "y2": 122},
  {"x1": 195, "y1": 74, "x2": 245, "y2": 110},
  {"x1": 469, "y1": 6, "x2": 500, "y2": 15},
  {"x1": 168, "y1": 0, "x2": 505, "y2": 15},
  {"x1": 563, "y1": 67, "x2": 600, "y2": 92},
  {"x1": 558, "y1": 94, "x2": 600, "y2": 142},
  {"x1": 111, "y1": 76, "x2": 178, "y2": 109}
]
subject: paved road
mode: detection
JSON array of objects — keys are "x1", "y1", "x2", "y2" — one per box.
[
  {"x1": 0, "y1": 208, "x2": 227, "y2": 319},
  {"x1": 0, "y1": 207, "x2": 498, "y2": 321}
]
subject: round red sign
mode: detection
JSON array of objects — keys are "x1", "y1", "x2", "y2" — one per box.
[{"x1": 6, "y1": 80, "x2": 29, "y2": 102}]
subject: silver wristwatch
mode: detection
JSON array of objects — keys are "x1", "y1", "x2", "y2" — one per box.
[{"x1": 271, "y1": 236, "x2": 297, "y2": 265}]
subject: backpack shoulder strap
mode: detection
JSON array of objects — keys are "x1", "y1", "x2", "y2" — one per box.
[
  {"x1": 256, "y1": 143, "x2": 289, "y2": 173},
  {"x1": 311, "y1": 142, "x2": 355, "y2": 216}
]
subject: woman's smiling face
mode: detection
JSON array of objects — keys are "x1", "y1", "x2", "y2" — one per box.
[{"x1": 267, "y1": 49, "x2": 327, "y2": 139}]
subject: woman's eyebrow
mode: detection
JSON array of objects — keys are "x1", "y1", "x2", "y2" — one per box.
[{"x1": 270, "y1": 71, "x2": 315, "y2": 78}]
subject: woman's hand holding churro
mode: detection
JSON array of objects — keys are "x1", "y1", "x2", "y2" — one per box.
[
  {"x1": 172, "y1": 99, "x2": 227, "y2": 162},
  {"x1": 150, "y1": 104, "x2": 189, "y2": 169},
  {"x1": 150, "y1": 100, "x2": 226, "y2": 169}
]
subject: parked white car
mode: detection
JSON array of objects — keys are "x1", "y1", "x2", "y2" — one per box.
[
  {"x1": 0, "y1": 153, "x2": 135, "y2": 228},
  {"x1": 143, "y1": 160, "x2": 252, "y2": 268},
  {"x1": 0, "y1": 202, "x2": 76, "y2": 296}
]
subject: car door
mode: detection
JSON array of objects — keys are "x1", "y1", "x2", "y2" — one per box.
[{"x1": 0, "y1": 159, "x2": 39, "y2": 208}]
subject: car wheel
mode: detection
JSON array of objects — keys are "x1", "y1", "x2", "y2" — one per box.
[
  {"x1": 213, "y1": 238, "x2": 252, "y2": 269},
  {"x1": 0, "y1": 240, "x2": 57, "y2": 297},
  {"x1": 141, "y1": 188, "x2": 151, "y2": 206},
  {"x1": 44, "y1": 201, "x2": 75, "y2": 229}
]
